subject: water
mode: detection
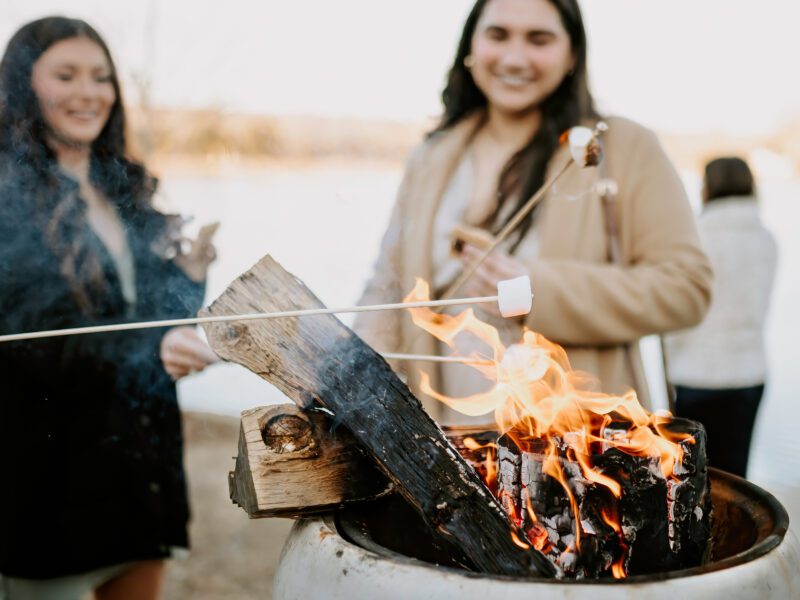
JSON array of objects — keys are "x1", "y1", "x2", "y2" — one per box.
[
  {"x1": 156, "y1": 162, "x2": 800, "y2": 489},
  {"x1": 156, "y1": 161, "x2": 402, "y2": 416}
]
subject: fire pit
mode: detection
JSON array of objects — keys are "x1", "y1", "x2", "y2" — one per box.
[
  {"x1": 274, "y1": 469, "x2": 798, "y2": 599},
  {"x1": 201, "y1": 257, "x2": 798, "y2": 595}
]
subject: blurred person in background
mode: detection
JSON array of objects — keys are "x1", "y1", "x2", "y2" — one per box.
[
  {"x1": 353, "y1": 0, "x2": 712, "y2": 424},
  {"x1": 0, "y1": 16, "x2": 218, "y2": 600},
  {"x1": 665, "y1": 157, "x2": 778, "y2": 478}
]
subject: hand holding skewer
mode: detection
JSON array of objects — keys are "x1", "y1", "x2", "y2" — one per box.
[
  {"x1": 160, "y1": 326, "x2": 220, "y2": 381},
  {"x1": 443, "y1": 122, "x2": 607, "y2": 302},
  {"x1": 456, "y1": 244, "x2": 530, "y2": 318}
]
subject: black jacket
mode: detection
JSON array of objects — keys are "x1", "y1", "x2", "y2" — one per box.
[{"x1": 0, "y1": 162, "x2": 205, "y2": 578}]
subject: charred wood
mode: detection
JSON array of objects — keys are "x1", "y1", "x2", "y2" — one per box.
[
  {"x1": 496, "y1": 418, "x2": 712, "y2": 578},
  {"x1": 202, "y1": 255, "x2": 556, "y2": 578}
]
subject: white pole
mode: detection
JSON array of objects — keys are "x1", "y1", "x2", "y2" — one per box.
[
  {"x1": 381, "y1": 352, "x2": 493, "y2": 366},
  {"x1": 0, "y1": 294, "x2": 528, "y2": 343}
]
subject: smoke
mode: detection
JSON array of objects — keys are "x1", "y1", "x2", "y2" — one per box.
[{"x1": 0, "y1": 155, "x2": 208, "y2": 404}]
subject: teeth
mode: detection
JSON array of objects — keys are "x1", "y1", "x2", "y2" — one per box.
[{"x1": 497, "y1": 75, "x2": 532, "y2": 86}]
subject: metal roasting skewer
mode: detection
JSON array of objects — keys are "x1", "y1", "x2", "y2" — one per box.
[{"x1": 0, "y1": 293, "x2": 533, "y2": 344}]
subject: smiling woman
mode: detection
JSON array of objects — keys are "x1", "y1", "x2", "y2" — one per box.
[
  {"x1": 0, "y1": 16, "x2": 218, "y2": 600},
  {"x1": 31, "y1": 37, "x2": 116, "y2": 148},
  {"x1": 353, "y1": 0, "x2": 713, "y2": 424},
  {"x1": 467, "y1": 0, "x2": 574, "y2": 119}
]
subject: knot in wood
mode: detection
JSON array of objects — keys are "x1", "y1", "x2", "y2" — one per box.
[
  {"x1": 261, "y1": 413, "x2": 317, "y2": 454},
  {"x1": 223, "y1": 322, "x2": 248, "y2": 342}
]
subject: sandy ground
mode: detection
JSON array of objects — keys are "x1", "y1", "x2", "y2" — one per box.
[{"x1": 163, "y1": 412, "x2": 294, "y2": 600}]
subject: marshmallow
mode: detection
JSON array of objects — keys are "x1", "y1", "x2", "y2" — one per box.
[
  {"x1": 500, "y1": 343, "x2": 548, "y2": 381},
  {"x1": 567, "y1": 125, "x2": 603, "y2": 167},
  {"x1": 497, "y1": 276, "x2": 533, "y2": 318}
]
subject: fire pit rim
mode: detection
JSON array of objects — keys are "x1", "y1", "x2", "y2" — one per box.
[{"x1": 334, "y1": 468, "x2": 789, "y2": 584}]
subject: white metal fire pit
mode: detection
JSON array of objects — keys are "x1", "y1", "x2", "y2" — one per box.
[{"x1": 274, "y1": 469, "x2": 799, "y2": 599}]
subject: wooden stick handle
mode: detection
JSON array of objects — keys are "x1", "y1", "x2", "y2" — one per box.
[{"x1": 0, "y1": 294, "x2": 512, "y2": 343}]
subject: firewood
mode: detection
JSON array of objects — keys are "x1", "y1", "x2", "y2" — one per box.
[
  {"x1": 201, "y1": 255, "x2": 556, "y2": 578},
  {"x1": 496, "y1": 418, "x2": 712, "y2": 577},
  {"x1": 228, "y1": 404, "x2": 391, "y2": 517},
  {"x1": 229, "y1": 409, "x2": 497, "y2": 518}
]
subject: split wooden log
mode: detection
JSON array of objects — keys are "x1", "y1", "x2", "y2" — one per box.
[
  {"x1": 229, "y1": 404, "x2": 391, "y2": 517},
  {"x1": 228, "y1": 406, "x2": 495, "y2": 517},
  {"x1": 201, "y1": 255, "x2": 556, "y2": 578}
]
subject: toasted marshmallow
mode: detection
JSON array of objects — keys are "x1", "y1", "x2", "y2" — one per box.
[{"x1": 567, "y1": 124, "x2": 604, "y2": 167}]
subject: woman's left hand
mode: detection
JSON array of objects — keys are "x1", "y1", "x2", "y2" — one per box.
[
  {"x1": 160, "y1": 326, "x2": 220, "y2": 381},
  {"x1": 457, "y1": 243, "x2": 530, "y2": 316}
]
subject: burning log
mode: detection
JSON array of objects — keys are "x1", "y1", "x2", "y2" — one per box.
[
  {"x1": 228, "y1": 403, "x2": 712, "y2": 579},
  {"x1": 496, "y1": 418, "x2": 712, "y2": 578},
  {"x1": 201, "y1": 255, "x2": 556, "y2": 578},
  {"x1": 401, "y1": 283, "x2": 714, "y2": 579}
]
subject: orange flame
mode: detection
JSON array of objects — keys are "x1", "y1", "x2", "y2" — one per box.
[
  {"x1": 404, "y1": 278, "x2": 695, "y2": 578},
  {"x1": 601, "y1": 506, "x2": 628, "y2": 579},
  {"x1": 510, "y1": 530, "x2": 531, "y2": 550},
  {"x1": 463, "y1": 437, "x2": 498, "y2": 491},
  {"x1": 523, "y1": 490, "x2": 553, "y2": 553}
]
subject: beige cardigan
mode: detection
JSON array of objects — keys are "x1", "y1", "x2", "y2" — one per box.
[{"x1": 354, "y1": 113, "x2": 712, "y2": 419}]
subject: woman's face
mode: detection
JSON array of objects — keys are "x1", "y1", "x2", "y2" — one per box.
[
  {"x1": 470, "y1": 0, "x2": 574, "y2": 118},
  {"x1": 31, "y1": 36, "x2": 116, "y2": 147}
]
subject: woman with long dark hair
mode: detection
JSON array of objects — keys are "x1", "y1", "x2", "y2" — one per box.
[
  {"x1": 354, "y1": 0, "x2": 713, "y2": 423},
  {"x1": 0, "y1": 17, "x2": 217, "y2": 598}
]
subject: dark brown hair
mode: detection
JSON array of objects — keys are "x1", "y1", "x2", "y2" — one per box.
[
  {"x1": 432, "y1": 0, "x2": 598, "y2": 249},
  {"x1": 0, "y1": 16, "x2": 156, "y2": 314},
  {"x1": 703, "y1": 157, "x2": 755, "y2": 203}
]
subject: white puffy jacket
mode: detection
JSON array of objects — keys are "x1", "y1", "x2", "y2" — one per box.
[{"x1": 665, "y1": 196, "x2": 778, "y2": 388}]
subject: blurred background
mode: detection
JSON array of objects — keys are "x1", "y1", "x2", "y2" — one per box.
[{"x1": 2, "y1": 1, "x2": 798, "y2": 597}]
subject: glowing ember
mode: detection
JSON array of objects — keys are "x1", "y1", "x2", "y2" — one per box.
[{"x1": 403, "y1": 279, "x2": 704, "y2": 578}]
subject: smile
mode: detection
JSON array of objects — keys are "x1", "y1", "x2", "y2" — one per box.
[
  {"x1": 68, "y1": 110, "x2": 100, "y2": 121},
  {"x1": 495, "y1": 73, "x2": 534, "y2": 87}
]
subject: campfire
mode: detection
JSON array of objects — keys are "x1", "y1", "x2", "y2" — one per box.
[
  {"x1": 199, "y1": 255, "x2": 722, "y2": 582},
  {"x1": 201, "y1": 255, "x2": 796, "y2": 597},
  {"x1": 403, "y1": 278, "x2": 711, "y2": 578}
]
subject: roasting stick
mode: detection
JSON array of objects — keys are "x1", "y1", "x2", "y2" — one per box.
[
  {"x1": 0, "y1": 290, "x2": 533, "y2": 344},
  {"x1": 440, "y1": 123, "x2": 607, "y2": 301},
  {"x1": 382, "y1": 352, "x2": 493, "y2": 366},
  {"x1": 393, "y1": 152, "x2": 574, "y2": 358}
]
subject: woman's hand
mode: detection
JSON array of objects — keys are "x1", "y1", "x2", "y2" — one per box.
[
  {"x1": 457, "y1": 243, "x2": 530, "y2": 317},
  {"x1": 174, "y1": 221, "x2": 219, "y2": 283},
  {"x1": 160, "y1": 326, "x2": 220, "y2": 381}
]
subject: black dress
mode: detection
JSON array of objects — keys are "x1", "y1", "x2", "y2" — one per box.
[{"x1": 0, "y1": 163, "x2": 205, "y2": 578}]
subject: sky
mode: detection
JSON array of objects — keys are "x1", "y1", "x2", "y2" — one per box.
[{"x1": 1, "y1": 0, "x2": 798, "y2": 135}]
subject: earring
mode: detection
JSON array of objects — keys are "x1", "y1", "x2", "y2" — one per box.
[{"x1": 463, "y1": 54, "x2": 475, "y2": 69}]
